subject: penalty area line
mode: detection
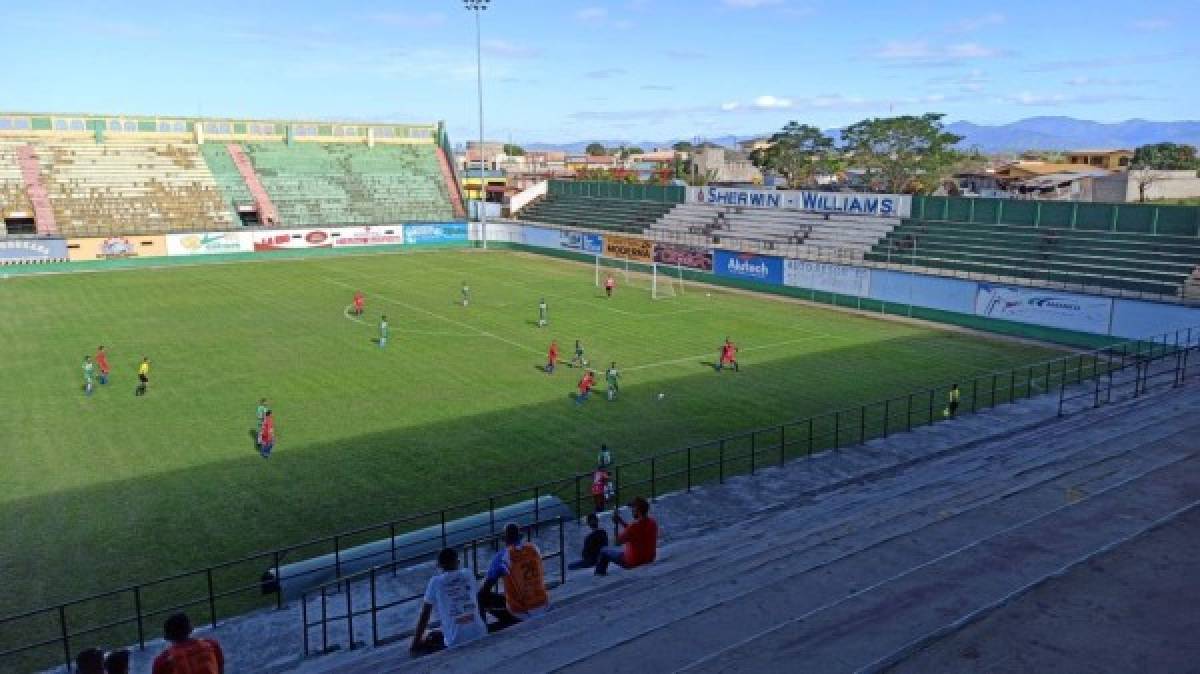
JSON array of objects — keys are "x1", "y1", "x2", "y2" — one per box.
[{"x1": 625, "y1": 334, "x2": 837, "y2": 372}]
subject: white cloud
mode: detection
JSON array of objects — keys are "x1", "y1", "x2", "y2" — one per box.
[
  {"x1": 752, "y1": 95, "x2": 793, "y2": 109},
  {"x1": 584, "y1": 68, "x2": 627, "y2": 79},
  {"x1": 1065, "y1": 76, "x2": 1151, "y2": 87},
  {"x1": 945, "y1": 12, "x2": 1005, "y2": 33},
  {"x1": 1133, "y1": 18, "x2": 1170, "y2": 31},
  {"x1": 576, "y1": 7, "x2": 608, "y2": 21},
  {"x1": 872, "y1": 40, "x2": 1008, "y2": 66},
  {"x1": 371, "y1": 12, "x2": 446, "y2": 29},
  {"x1": 996, "y1": 91, "x2": 1149, "y2": 106},
  {"x1": 721, "y1": 102, "x2": 741, "y2": 111}
]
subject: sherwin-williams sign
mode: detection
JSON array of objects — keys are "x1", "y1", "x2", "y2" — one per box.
[
  {"x1": 713, "y1": 250, "x2": 784, "y2": 285},
  {"x1": 975, "y1": 284, "x2": 1113, "y2": 333},
  {"x1": 0, "y1": 238, "x2": 67, "y2": 262},
  {"x1": 689, "y1": 187, "x2": 911, "y2": 217}
]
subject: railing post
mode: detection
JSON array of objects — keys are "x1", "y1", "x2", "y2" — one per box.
[
  {"x1": 719, "y1": 439, "x2": 725, "y2": 483},
  {"x1": 207, "y1": 568, "x2": 217, "y2": 628},
  {"x1": 808, "y1": 417, "x2": 814, "y2": 454},
  {"x1": 1027, "y1": 366, "x2": 1034, "y2": 398},
  {"x1": 833, "y1": 411, "x2": 840, "y2": 449},
  {"x1": 991, "y1": 373, "x2": 997, "y2": 407},
  {"x1": 928, "y1": 388, "x2": 935, "y2": 424},
  {"x1": 489, "y1": 497, "x2": 496, "y2": 535},
  {"x1": 1058, "y1": 359, "x2": 1068, "y2": 416},
  {"x1": 749, "y1": 432, "x2": 756, "y2": 475},
  {"x1": 686, "y1": 446, "x2": 692, "y2": 491},
  {"x1": 614, "y1": 466, "x2": 621, "y2": 508},
  {"x1": 320, "y1": 586, "x2": 328, "y2": 654},
  {"x1": 1010, "y1": 369, "x2": 1016, "y2": 403},
  {"x1": 302, "y1": 592, "x2": 310, "y2": 656},
  {"x1": 574, "y1": 474, "x2": 582, "y2": 522},
  {"x1": 389, "y1": 523, "x2": 397, "y2": 575},
  {"x1": 59, "y1": 605, "x2": 70, "y2": 671},
  {"x1": 334, "y1": 536, "x2": 342, "y2": 579},
  {"x1": 534, "y1": 488, "x2": 541, "y2": 535},
  {"x1": 345, "y1": 580, "x2": 355, "y2": 650},
  {"x1": 370, "y1": 568, "x2": 379, "y2": 646},
  {"x1": 1094, "y1": 367, "x2": 1102, "y2": 407},
  {"x1": 273, "y1": 552, "x2": 284, "y2": 609},
  {"x1": 779, "y1": 424, "x2": 786, "y2": 466},
  {"x1": 440, "y1": 511, "x2": 448, "y2": 549},
  {"x1": 860, "y1": 405, "x2": 866, "y2": 443},
  {"x1": 883, "y1": 400, "x2": 890, "y2": 438},
  {"x1": 651, "y1": 457, "x2": 658, "y2": 498},
  {"x1": 906, "y1": 394, "x2": 913, "y2": 432},
  {"x1": 972, "y1": 379, "x2": 978, "y2": 413},
  {"x1": 1077, "y1": 354, "x2": 1083, "y2": 384},
  {"x1": 134, "y1": 586, "x2": 146, "y2": 649},
  {"x1": 559, "y1": 517, "x2": 567, "y2": 584}
]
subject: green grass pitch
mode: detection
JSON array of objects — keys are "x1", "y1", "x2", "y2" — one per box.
[{"x1": 0, "y1": 248, "x2": 1063, "y2": 621}]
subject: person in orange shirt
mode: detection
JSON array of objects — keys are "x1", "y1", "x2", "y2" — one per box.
[
  {"x1": 595, "y1": 497, "x2": 658, "y2": 576},
  {"x1": 353, "y1": 290, "x2": 365, "y2": 316},
  {"x1": 151, "y1": 613, "x2": 224, "y2": 674},
  {"x1": 95, "y1": 346, "x2": 111, "y2": 385},
  {"x1": 477, "y1": 524, "x2": 549, "y2": 628},
  {"x1": 575, "y1": 370, "x2": 595, "y2": 405},
  {"x1": 546, "y1": 340, "x2": 559, "y2": 375}
]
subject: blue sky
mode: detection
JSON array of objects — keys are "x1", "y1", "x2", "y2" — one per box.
[{"x1": 2, "y1": 0, "x2": 1197, "y2": 144}]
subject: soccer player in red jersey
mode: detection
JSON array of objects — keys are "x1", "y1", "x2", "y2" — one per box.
[
  {"x1": 576, "y1": 370, "x2": 595, "y2": 404},
  {"x1": 258, "y1": 411, "x2": 275, "y2": 459},
  {"x1": 353, "y1": 291, "x2": 365, "y2": 316},
  {"x1": 546, "y1": 340, "x2": 559, "y2": 374},
  {"x1": 95, "y1": 346, "x2": 111, "y2": 385},
  {"x1": 718, "y1": 337, "x2": 739, "y2": 372}
]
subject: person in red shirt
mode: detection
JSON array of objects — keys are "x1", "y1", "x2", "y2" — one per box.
[
  {"x1": 353, "y1": 290, "x2": 365, "y2": 316},
  {"x1": 604, "y1": 274, "x2": 616, "y2": 298},
  {"x1": 258, "y1": 410, "x2": 275, "y2": 459},
  {"x1": 594, "y1": 496, "x2": 657, "y2": 576},
  {"x1": 590, "y1": 464, "x2": 610, "y2": 512},
  {"x1": 151, "y1": 613, "x2": 224, "y2": 674},
  {"x1": 717, "y1": 337, "x2": 739, "y2": 372},
  {"x1": 95, "y1": 346, "x2": 111, "y2": 385},
  {"x1": 575, "y1": 370, "x2": 595, "y2": 405},
  {"x1": 546, "y1": 340, "x2": 559, "y2": 375}
]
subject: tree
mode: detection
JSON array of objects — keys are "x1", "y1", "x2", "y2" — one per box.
[
  {"x1": 1132, "y1": 142, "x2": 1199, "y2": 171},
  {"x1": 748, "y1": 122, "x2": 837, "y2": 188},
  {"x1": 672, "y1": 141, "x2": 693, "y2": 153},
  {"x1": 1130, "y1": 169, "x2": 1170, "y2": 203},
  {"x1": 839, "y1": 113, "x2": 963, "y2": 194},
  {"x1": 502, "y1": 143, "x2": 524, "y2": 156},
  {"x1": 585, "y1": 142, "x2": 607, "y2": 156}
]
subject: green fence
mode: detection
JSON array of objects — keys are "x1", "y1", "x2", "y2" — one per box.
[
  {"x1": 549, "y1": 180, "x2": 685, "y2": 204},
  {"x1": 913, "y1": 196, "x2": 1200, "y2": 237}
]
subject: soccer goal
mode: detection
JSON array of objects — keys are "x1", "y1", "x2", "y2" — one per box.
[{"x1": 594, "y1": 254, "x2": 684, "y2": 299}]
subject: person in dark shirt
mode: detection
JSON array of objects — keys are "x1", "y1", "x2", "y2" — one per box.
[{"x1": 569, "y1": 513, "x2": 609, "y2": 570}]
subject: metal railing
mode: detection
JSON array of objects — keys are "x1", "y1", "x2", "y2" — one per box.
[
  {"x1": 300, "y1": 518, "x2": 567, "y2": 657},
  {"x1": 2, "y1": 327, "x2": 1197, "y2": 672}
]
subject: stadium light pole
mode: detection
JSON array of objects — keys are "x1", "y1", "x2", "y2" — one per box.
[{"x1": 464, "y1": 0, "x2": 490, "y2": 249}]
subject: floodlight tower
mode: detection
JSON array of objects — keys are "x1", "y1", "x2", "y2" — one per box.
[{"x1": 464, "y1": 0, "x2": 490, "y2": 249}]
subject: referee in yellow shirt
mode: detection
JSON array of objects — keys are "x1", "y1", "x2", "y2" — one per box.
[{"x1": 135, "y1": 357, "x2": 150, "y2": 396}]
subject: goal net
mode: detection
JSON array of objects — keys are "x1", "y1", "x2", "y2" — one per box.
[{"x1": 594, "y1": 254, "x2": 684, "y2": 300}]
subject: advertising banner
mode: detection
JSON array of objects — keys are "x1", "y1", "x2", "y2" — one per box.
[
  {"x1": 167, "y1": 231, "x2": 252, "y2": 256},
  {"x1": 654, "y1": 243, "x2": 712, "y2": 271},
  {"x1": 560, "y1": 231, "x2": 603, "y2": 254},
  {"x1": 0, "y1": 238, "x2": 67, "y2": 262},
  {"x1": 713, "y1": 250, "x2": 785, "y2": 285},
  {"x1": 67, "y1": 236, "x2": 167, "y2": 261},
  {"x1": 975, "y1": 284, "x2": 1113, "y2": 333},
  {"x1": 603, "y1": 234, "x2": 654, "y2": 262},
  {"x1": 784, "y1": 260, "x2": 870, "y2": 296},
  {"x1": 330, "y1": 226, "x2": 404, "y2": 248},
  {"x1": 403, "y1": 222, "x2": 468, "y2": 245},
  {"x1": 522, "y1": 225, "x2": 562, "y2": 249},
  {"x1": 253, "y1": 229, "x2": 333, "y2": 252},
  {"x1": 688, "y1": 187, "x2": 911, "y2": 217}
]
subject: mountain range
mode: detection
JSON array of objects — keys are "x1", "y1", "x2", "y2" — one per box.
[{"x1": 522, "y1": 117, "x2": 1200, "y2": 155}]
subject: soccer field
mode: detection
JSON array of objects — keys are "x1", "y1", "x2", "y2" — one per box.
[{"x1": 0, "y1": 248, "x2": 1063, "y2": 619}]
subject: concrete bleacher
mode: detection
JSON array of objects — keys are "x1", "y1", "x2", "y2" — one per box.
[
  {"x1": 652, "y1": 202, "x2": 899, "y2": 260},
  {"x1": 228, "y1": 353, "x2": 1195, "y2": 674},
  {"x1": 0, "y1": 143, "x2": 34, "y2": 224},
  {"x1": 868, "y1": 219, "x2": 1200, "y2": 298},
  {"x1": 518, "y1": 194, "x2": 675, "y2": 234},
  {"x1": 204, "y1": 143, "x2": 455, "y2": 227},
  {"x1": 11, "y1": 140, "x2": 236, "y2": 236}
]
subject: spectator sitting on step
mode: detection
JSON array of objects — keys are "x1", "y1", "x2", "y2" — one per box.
[
  {"x1": 151, "y1": 613, "x2": 224, "y2": 674},
  {"x1": 478, "y1": 523, "x2": 550, "y2": 628},
  {"x1": 595, "y1": 496, "x2": 659, "y2": 576},
  {"x1": 411, "y1": 547, "x2": 489, "y2": 656},
  {"x1": 104, "y1": 650, "x2": 131, "y2": 674},
  {"x1": 569, "y1": 513, "x2": 610, "y2": 570},
  {"x1": 75, "y1": 648, "x2": 105, "y2": 674}
]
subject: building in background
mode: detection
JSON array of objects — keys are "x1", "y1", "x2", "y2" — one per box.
[
  {"x1": 1066, "y1": 149, "x2": 1133, "y2": 171},
  {"x1": 690, "y1": 146, "x2": 762, "y2": 184}
]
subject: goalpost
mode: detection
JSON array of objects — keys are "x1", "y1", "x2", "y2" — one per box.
[{"x1": 594, "y1": 254, "x2": 684, "y2": 300}]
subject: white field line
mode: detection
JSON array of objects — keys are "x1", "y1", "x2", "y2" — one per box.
[
  {"x1": 325, "y1": 277, "x2": 540, "y2": 354},
  {"x1": 625, "y1": 334, "x2": 836, "y2": 372},
  {"x1": 342, "y1": 305, "x2": 366, "y2": 324}
]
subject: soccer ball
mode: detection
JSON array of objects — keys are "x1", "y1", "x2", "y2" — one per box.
[
  {"x1": 657, "y1": 393, "x2": 665, "y2": 400},
  {"x1": 705, "y1": 292, "x2": 712, "y2": 297}
]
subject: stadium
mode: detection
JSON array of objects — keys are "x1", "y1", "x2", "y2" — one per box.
[{"x1": 2, "y1": 7, "x2": 1200, "y2": 674}]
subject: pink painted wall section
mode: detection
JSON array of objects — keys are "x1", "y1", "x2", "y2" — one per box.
[
  {"x1": 16, "y1": 145, "x2": 58, "y2": 235},
  {"x1": 225, "y1": 144, "x2": 280, "y2": 227},
  {"x1": 436, "y1": 146, "x2": 467, "y2": 219}
]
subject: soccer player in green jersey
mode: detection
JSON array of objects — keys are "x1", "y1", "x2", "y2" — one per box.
[
  {"x1": 537, "y1": 298, "x2": 548, "y2": 327},
  {"x1": 82, "y1": 356, "x2": 96, "y2": 396},
  {"x1": 461, "y1": 281, "x2": 470, "y2": 308},
  {"x1": 605, "y1": 362, "x2": 620, "y2": 401},
  {"x1": 256, "y1": 398, "x2": 270, "y2": 431},
  {"x1": 379, "y1": 315, "x2": 389, "y2": 348},
  {"x1": 572, "y1": 339, "x2": 586, "y2": 368}
]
